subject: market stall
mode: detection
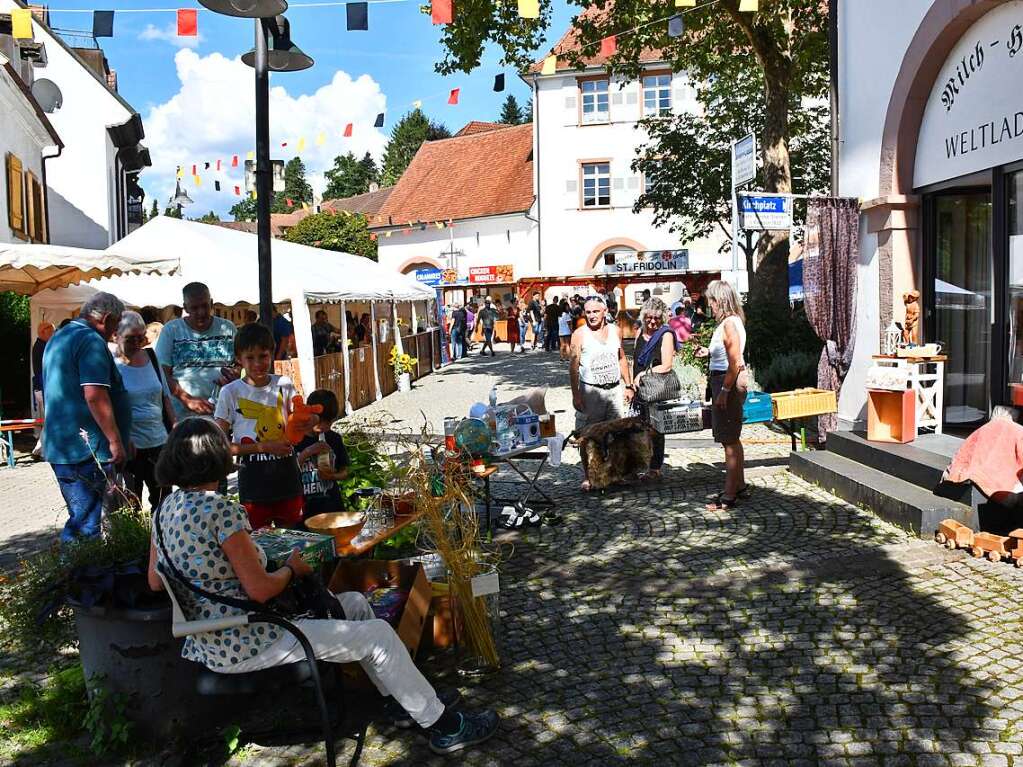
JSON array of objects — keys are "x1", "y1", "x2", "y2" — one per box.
[{"x1": 29, "y1": 217, "x2": 435, "y2": 413}]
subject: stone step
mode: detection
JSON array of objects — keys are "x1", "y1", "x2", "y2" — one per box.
[
  {"x1": 826, "y1": 430, "x2": 972, "y2": 505},
  {"x1": 789, "y1": 449, "x2": 976, "y2": 538}
]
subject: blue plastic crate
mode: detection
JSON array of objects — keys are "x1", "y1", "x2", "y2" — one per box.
[{"x1": 743, "y1": 391, "x2": 774, "y2": 423}]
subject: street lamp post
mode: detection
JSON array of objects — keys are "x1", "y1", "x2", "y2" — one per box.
[{"x1": 198, "y1": 1, "x2": 312, "y2": 331}]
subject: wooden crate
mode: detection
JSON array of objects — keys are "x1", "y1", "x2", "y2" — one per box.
[
  {"x1": 867, "y1": 389, "x2": 915, "y2": 443},
  {"x1": 771, "y1": 388, "x2": 838, "y2": 421}
]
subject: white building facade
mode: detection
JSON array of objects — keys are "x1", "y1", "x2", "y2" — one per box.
[
  {"x1": 836, "y1": 0, "x2": 1023, "y2": 428},
  {"x1": 524, "y1": 53, "x2": 735, "y2": 308},
  {"x1": 0, "y1": 2, "x2": 149, "y2": 249},
  {"x1": 1, "y1": 58, "x2": 60, "y2": 244}
]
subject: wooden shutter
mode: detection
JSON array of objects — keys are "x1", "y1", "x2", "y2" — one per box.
[
  {"x1": 25, "y1": 171, "x2": 46, "y2": 243},
  {"x1": 6, "y1": 153, "x2": 26, "y2": 237}
]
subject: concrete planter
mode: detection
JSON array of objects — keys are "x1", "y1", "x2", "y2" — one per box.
[{"x1": 72, "y1": 601, "x2": 203, "y2": 739}]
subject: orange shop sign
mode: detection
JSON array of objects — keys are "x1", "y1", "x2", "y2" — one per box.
[{"x1": 468, "y1": 265, "x2": 515, "y2": 284}]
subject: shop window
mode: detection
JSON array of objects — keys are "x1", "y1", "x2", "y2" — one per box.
[
  {"x1": 642, "y1": 74, "x2": 672, "y2": 117},
  {"x1": 582, "y1": 162, "x2": 611, "y2": 207},
  {"x1": 580, "y1": 79, "x2": 609, "y2": 124},
  {"x1": 5, "y1": 153, "x2": 27, "y2": 240},
  {"x1": 1008, "y1": 171, "x2": 1023, "y2": 403}
]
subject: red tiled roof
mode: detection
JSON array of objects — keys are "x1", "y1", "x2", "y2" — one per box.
[
  {"x1": 373, "y1": 123, "x2": 533, "y2": 227},
  {"x1": 454, "y1": 121, "x2": 506, "y2": 137},
  {"x1": 529, "y1": 6, "x2": 663, "y2": 74},
  {"x1": 321, "y1": 186, "x2": 393, "y2": 219}
]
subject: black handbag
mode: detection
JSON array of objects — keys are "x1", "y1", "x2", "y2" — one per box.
[{"x1": 636, "y1": 370, "x2": 681, "y2": 404}]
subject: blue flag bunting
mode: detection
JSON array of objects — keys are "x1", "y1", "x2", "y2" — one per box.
[
  {"x1": 493, "y1": 73, "x2": 505, "y2": 92},
  {"x1": 346, "y1": 2, "x2": 368, "y2": 31},
  {"x1": 93, "y1": 10, "x2": 114, "y2": 38},
  {"x1": 668, "y1": 14, "x2": 684, "y2": 38},
  {"x1": 374, "y1": 112, "x2": 385, "y2": 128}
]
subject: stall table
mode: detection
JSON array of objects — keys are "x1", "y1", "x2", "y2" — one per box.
[{"x1": 339, "y1": 511, "x2": 423, "y2": 558}]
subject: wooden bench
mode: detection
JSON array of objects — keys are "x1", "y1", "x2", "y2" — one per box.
[{"x1": 0, "y1": 420, "x2": 40, "y2": 469}]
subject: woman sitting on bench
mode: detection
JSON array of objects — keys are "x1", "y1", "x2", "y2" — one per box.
[{"x1": 146, "y1": 418, "x2": 499, "y2": 755}]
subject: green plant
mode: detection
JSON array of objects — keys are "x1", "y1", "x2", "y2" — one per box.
[
  {"x1": 82, "y1": 676, "x2": 133, "y2": 757},
  {"x1": 333, "y1": 426, "x2": 392, "y2": 504},
  {"x1": 672, "y1": 361, "x2": 706, "y2": 402},
  {"x1": 755, "y1": 350, "x2": 820, "y2": 393},
  {"x1": 743, "y1": 300, "x2": 822, "y2": 375},
  {"x1": 678, "y1": 319, "x2": 717, "y2": 377},
  {"x1": 0, "y1": 506, "x2": 157, "y2": 652},
  {"x1": 374, "y1": 522, "x2": 422, "y2": 559}
]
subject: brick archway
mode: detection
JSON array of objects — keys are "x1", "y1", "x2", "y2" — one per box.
[
  {"x1": 396, "y1": 256, "x2": 442, "y2": 274},
  {"x1": 583, "y1": 237, "x2": 647, "y2": 272},
  {"x1": 868, "y1": 0, "x2": 1010, "y2": 330}
]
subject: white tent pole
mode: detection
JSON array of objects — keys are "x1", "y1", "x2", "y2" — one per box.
[
  {"x1": 291, "y1": 293, "x2": 315, "y2": 399},
  {"x1": 410, "y1": 301, "x2": 418, "y2": 336},
  {"x1": 392, "y1": 300, "x2": 404, "y2": 355},
  {"x1": 370, "y1": 301, "x2": 383, "y2": 401},
  {"x1": 339, "y1": 300, "x2": 353, "y2": 415}
]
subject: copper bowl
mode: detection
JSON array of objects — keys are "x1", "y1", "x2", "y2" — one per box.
[{"x1": 305, "y1": 512, "x2": 366, "y2": 548}]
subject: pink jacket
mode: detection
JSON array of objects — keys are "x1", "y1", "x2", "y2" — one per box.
[{"x1": 945, "y1": 419, "x2": 1023, "y2": 499}]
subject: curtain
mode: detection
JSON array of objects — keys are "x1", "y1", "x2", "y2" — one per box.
[{"x1": 804, "y1": 198, "x2": 860, "y2": 438}]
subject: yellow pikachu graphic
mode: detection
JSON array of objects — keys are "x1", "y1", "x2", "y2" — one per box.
[{"x1": 236, "y1": 391, "x2": 286, "y2": 443}]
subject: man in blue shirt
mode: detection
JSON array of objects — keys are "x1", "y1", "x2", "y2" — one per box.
[{"x1": 42, "y1": 292, "x2": 133, "y2": 543}]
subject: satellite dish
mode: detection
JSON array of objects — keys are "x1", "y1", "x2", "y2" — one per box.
[{"x1": 31, "y1": 79, "x2": 63, "y2": 113}]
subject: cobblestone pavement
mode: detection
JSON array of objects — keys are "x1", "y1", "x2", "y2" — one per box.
[{"x1": 6, "y1": 353, "x2": 1023, "y2": 766}]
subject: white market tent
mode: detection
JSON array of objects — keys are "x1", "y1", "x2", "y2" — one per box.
[
  {"x1": 30, "y1": 217, "x2": 435, "y2": 410},
  {"x1": 0, "y1": 241, "x2": 178, "y2": 294}
]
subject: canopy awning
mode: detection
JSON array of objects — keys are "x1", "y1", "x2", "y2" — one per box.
[{"x1": 0, "y1": 242, "x2": 178, "y2": 295}]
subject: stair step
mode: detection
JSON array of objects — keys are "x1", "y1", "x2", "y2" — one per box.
[
  {"x1": 790, "y1": 449, "x2": 976, "y2": 538},
  {"x1": 826, "y1": 430, "x2": 971, "y2": 505}
]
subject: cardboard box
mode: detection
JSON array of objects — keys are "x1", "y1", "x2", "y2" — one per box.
[
  {"x1": 328, "y1": 560, "x2": 431, "y2": 659},
  {"x1": 252, "y1": 528, "x2": 336, "y2": 569}
]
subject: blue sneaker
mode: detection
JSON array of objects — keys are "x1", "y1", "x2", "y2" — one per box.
[
  {"x1": 429, "y1": 710, "x2": 499, "y2": 755},
  {"x1": 388, "y1": 688, "x2": 462, "y2": 729}
]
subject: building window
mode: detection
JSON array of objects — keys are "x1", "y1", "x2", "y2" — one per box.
[
  {"x1": 642, "y1": 74, "x2": 672, "y2": 117},
  {"x1": 5, "y1": 153, "x2": 27, "y2": 240},
  {"x1": 582, "y1": 162, "x2": 611, "y2": 207},
  {"x1": 580, "y1": 79, "x2": 609, "y2": 124},
  {"x1": 643, "y1": 160, "x2": 663, "y2": 196}
]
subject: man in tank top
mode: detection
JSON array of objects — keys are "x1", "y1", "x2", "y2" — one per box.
[{"x1": 570, "y1": 296, "x2": 632, "y2": 436}]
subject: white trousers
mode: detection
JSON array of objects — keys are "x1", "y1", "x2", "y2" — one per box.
[{"x1": 223, "y1": 592, "x2": 444, "y2": 729}]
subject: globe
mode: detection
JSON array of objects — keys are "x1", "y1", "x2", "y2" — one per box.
[{"x1": 454, "y1": 417, "x2": 492, "y2": 457}]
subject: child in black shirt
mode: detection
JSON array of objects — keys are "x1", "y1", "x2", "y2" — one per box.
[{"x1": 295, "y1": 389, "x2": 350, "y2": 520}]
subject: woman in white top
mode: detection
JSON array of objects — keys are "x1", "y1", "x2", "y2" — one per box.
[
  {"x1": 696, "y1": 280, "x2": 749, "y2": 510},
  {"x1": 115, "y1": 311, "x2": 177, "y2": 509}
]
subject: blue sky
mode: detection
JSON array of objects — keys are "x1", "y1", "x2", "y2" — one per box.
[{"x1": 43, "y1": 2, "x2": 577, "y2": 216}]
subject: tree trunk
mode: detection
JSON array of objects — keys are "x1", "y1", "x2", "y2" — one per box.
[{"x1": 749, "y1": 64, "x2": 793, "y2": 311}]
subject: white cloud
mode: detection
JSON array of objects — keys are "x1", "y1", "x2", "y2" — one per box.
[
  {"x1": 138, "y1": 23, "x2": 204, "y2": 50},
  {"x1": 141, "y1": 49, "x2": 388, "y2": 217}
]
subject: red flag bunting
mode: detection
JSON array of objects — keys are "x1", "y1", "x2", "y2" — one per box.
[
  {"x1": 177, "y1": 9, "x2": 197, "y2": 37},
  {"x1": 448, "y1": 88, "x2": 460, "y2": 105},
  {"x1": 234, "y1": 185, "x2": 241, "y2": 195},
  {"x1": 370, "y1": 233, "x2": 378, "y2": 241},
  {"x1": 216, "y1": 159, "x2": 221, "y2": 171},
  {"x1": 281, "y1": 141, "x2": 288, "y2": 147},
  {"x1": 431, "y1": 0, "x2": 453, "y2": 25},
  {"x1": 343, "y1": 123, "x2": 353, "y2": 137},
  {"x1": 191, "y1": 164, "x2": 197, "y2": 176},
  {"x1": 600, "y1": 35, "x2": 617, "y2": 56},
  {"x1": 231, "y1": 155, "x2": 239, "y2": 167}
]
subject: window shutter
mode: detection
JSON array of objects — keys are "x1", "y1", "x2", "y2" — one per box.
[
  {"x1": 26, "y1": 172, "x2": 45, "y2": 242},
  {"x1": 566, "y1": 179, "x2": 578, "y2": 194},
  {"x1": 6, "y1": 154, "x2": 25, "y2": 236},
  {"x1": 627, "y1": 176, "x2": 640, "y2": 190},
  {"x1": 612, "y1": 177, "x2": 625, "y2": 191}
]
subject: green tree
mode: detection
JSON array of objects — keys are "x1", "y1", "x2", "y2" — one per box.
[
  {"x1": 163, "y1": 205, "x2": 183, "y2": 219},
  {"x1": 433, "y1": 0, "x2": 830, "y2": 311},
  {"x1": 230, "y1": 195, "x2": 258, "y2": 222},
  {"x1": 191, "y1": 210, "x2": 221, "y2": 224},
  {"x1": 149, "y1": 199, "x2": 159, "y2": 221},
  {"x1": 524, "y1": 95, "x2": 533, "y2": 123},
  {"x1": 498, "y1": 94, "x2": 525, "y2": 125},
  {"x1": 284, "y1": 211, "x2": 378, "y2": 261},
  {"x1": 323, "y1": 151, "x2": 380, "y2": 201},
  {"x1": 272, "y1": 156, "x2": 314, "y2": 213},
  {"x1": 381, "y1": 109, "x2": 451, "y2": 186}
]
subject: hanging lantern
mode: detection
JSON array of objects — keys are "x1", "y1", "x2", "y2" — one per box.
[{"x1": 882, "y1": 322, "x2": 902, "y2": 357}]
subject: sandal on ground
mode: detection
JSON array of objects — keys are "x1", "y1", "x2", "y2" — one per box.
[
  {"x1": 706, "y1": 493, "x2": 737, "y2": 511},
  {"x1": 499, "y1": 506, "x2": 542, "y2": 529}
]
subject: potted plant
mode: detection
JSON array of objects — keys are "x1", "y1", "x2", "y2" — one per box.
[
  {"x1": 388, "y1": 345, "x2": 418, "y2": 392},
  {"x1": 0, "y1": 504, "x2": 206, "y2": 740}
]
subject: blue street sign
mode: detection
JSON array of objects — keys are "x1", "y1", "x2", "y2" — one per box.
[{"x1": 415, "y1": 267, "x2": 443, "y2": 286}]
